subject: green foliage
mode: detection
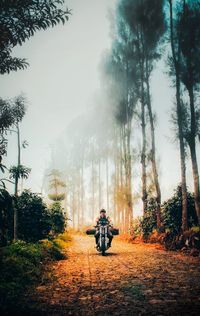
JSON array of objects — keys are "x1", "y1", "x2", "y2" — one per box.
[
  {"x1": 3, "y1": 240, "x2": 42, "y2": 264},
  {"x1": 130, "y1": 217, "x2": 143, "y2": 237},
  {"x1": 177, "y1": 1, "x2": 200, "y2": 91},
  {"x1": 162, "y1": 185, "x2": 198, "y2": 234},
  {"x1": 0, "y1": 189, "x2": 13, "y2": 246},
  {"x1": 140, "y1": 198, "x2": 157, "y2": 238},
  {"x1": 0, "y1": 95, "x2": 26, "y2": 161},
  {"x1": 9, "y1": 165, "x2": 31, "y2": 181},
  {"x1": 0, "y1": 0, "x2": 71, "y2": 74},
  {"x1": 136, "y1": 186, "x2": 199, "y2": 239},
  {"x1": 0, "y1": 235, "x2": 69, "y2": 313},
  {"x1": 17, "y1": 190, "x2": 52, "y2": 242},
  {"x1": 119, "y1": 0, "x2": 166, "y2": 55},
  {"x1": 39, "y1": 239, "x2": 65, "y2": 261},
  {"x1": 49, "y1": 201, "x2": 66, "y2": 235},
  {"x1": 0, "y1": 242, "x2": 42, "y2": 313},
  {"x1": 1, "y1": 189, "x2": 67, "y2": 245}
]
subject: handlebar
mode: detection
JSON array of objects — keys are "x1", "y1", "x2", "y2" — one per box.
[{"x1": 94, "y1": 224, "x2": 113, "y2": 228}]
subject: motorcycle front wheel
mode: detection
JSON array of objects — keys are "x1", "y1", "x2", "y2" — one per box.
[{"x1": 101, "y1": 237, "x2": 106, "y2": 256}]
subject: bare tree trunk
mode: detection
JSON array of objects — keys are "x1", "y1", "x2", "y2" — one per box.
[
  {"x1": 127, "y1": 122, "x2": 133, "y2": 229},
  {"x1": 81, "y1": 163, "x2": 84, "y2": 227},
  {"x1": 91, "y1": 158, "x2": 95, "y2": 221},
  {"x1": 169, "y1": 0, "x2": 188, "y2": 231},
  {"x1": 189, "y1": 142, "x2": 200, "y2": 223},
  {"x1": 145, "y1": 60, "x2": 161, "y2": 229},
  {"x1": 106, "y1": 155, "x2": 109, "y2": 211},
  {"x1": 188, "y1": 86, "x2": 200, "y2": 223},
  {"x1": 70, "y1": 190, "x2": 74, "y2": 229},
  {"x1": 141, "y1": 70, "x2": 147, "y2": 215},
  {"x1": 98, "y1": 157, "x2": 101, "y2": 209},
  {"x1": 77, "y1": 172, "x2": 80, "y2": 230},
  {"x1": 137, "y1": 30, "x2": 148, "y2": 215},
  {"x1": 14, "y1": 123, "x2": 21, "y2": 241}
]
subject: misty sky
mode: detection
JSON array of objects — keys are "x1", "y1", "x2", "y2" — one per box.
[{"x1": 0, "y1": 0, "x2": 198, "y2": 213}]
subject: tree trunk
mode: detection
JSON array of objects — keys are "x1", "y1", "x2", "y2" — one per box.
[
  {"x1": 14, "y1": 123, "x2": 21, "y2": 241},
  {"x1": 98, "y1": 157, "x2": 101, "y2": 209},
  {"x1": 81, "y1": 164, "x2": 84, "y2": 228},
  {"x1": 189, "y1": 142, "x2": 200, "y2": 223},
  {"x1": 145, "y1": 60, "x2": 161, "y2": 229},
  {"x1": 169, "y1": 0, "x2": 188, "y2": 231},
  {"x1": 91, "y1": 158, "x2": 95, "y2": 221},
  {"x1": 106, "y1": 155, "x2": 109, "y2": 211},
  {"x1": 126, "y1": 124, "x2": 133, "y2": 230},
  {"x1": 77, "y1": 174, "x2": 80, "y2": 230},
  {"x1": 188, "y1": 86, "x2": 200, "y2": 223},
  {"x1": 140, "y1": 64, "x2": 147, "y2": 214},
  {"x1": 72, "y1": 189, "x2": 75, "y2": 229}
]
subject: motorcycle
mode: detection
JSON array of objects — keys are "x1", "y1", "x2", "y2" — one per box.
[
  {"x1": 95, "y1": 223, "x2": 111, "y2": 256},
  {"x1": 86, "y1": 225, "x2": 119, "y2": 256}
]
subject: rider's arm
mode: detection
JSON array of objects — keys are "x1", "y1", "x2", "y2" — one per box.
[
  {"x1": 95, "y1": 217, "x2": 100, "y2": 228},
  {"x1": 107, "y1": 216, "x2": 113, "y2": 227}
]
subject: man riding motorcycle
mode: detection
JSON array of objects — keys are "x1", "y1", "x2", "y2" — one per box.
[{"x1": 95, "y1": 209, "x2": 113, "y2": 248}]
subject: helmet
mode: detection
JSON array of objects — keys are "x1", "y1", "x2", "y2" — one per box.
[{"x1": 100, "y1": 209, "x2": 106, "y2": 213}]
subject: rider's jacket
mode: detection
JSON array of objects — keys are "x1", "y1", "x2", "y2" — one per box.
[{"x1": 95, "y1": 216, "x2": 113, "y2": 227}]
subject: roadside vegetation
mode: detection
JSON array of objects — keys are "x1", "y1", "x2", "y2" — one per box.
[
  {"x1": 130, "y1": 185, "x2": 200, "y2": 255},
  {"x1": 0, "y1": 188, "x2": 71, "y2": 314}
]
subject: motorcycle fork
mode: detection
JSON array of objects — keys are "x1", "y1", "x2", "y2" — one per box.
[{"x1": 99, "y1": 226, "x2": 108, "y2": 248}]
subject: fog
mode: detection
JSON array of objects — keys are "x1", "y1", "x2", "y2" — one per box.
[{"x1": 0, "y1": 0, "x2": 197, "y2": 223}]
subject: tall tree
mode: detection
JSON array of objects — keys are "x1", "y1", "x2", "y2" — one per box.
[
  {"x1": 176, "y1": 1, "x2": 200, "y2": 223},
  {"x1": 8, "y1": 96, "x2": 30, "y2": 240},
  {"x1": 168, "y1": 0, "x2": 188, "y2": 231},
  {"x1": 119, "y1": 0, "x2": 165, "y2": 227},
  {"x1": 142, "y1": 1, "x2": 165, "y2": 228},
  {"x1": 48, "y1": 169, "x2": 66, "y2": 202},
  {"x1": 102, "y1": 17, "x2": 138, "y2": 231}
]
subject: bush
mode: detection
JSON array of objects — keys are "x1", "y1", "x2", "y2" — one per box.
[
  {"x1": 0, "y1": 232, "x2": 70, "y2": 314},
  {"x1": 17, "y1": 190, "x2": 52, "y2": 242},
  {"x1": 139, "y1": 198, "x2": 157, "y2": 238},
  {"x1": 1, "y1": 190, "x2": 68, "y2": 245},
  {"x1": 133, "y1": 186, "x2": 199, "y2": 240},
  {"x1": 0, "y1": 242, "x2": 43, "y2": 313},
  {"x1": 0, "y1": 189, "x2": 13, "y2": 246},
  {"x1": 130, "y1": 217, "x2": 143, "y2": 238},
  {"x1": 161, "y1": 185, "x2": 198, "y2": 234},
  {"x1": 3, "y1": 240, "x2": 42, "y2": 265},
  {"x1": 39, "y1": 239, "x2": 65, "y2": 261}
]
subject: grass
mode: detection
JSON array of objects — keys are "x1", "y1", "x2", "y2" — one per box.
[{"x1": 0, "y1": 232, "x2": 71, "y2": 314}]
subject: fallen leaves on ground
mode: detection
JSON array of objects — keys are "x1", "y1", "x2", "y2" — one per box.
[{"x1": 27, "y1": 235, "x2": 200, "y2": 315}]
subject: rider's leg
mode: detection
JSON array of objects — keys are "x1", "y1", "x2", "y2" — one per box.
[
  {"x1": 108, "y1": 232, "x2": 113, "y2": 247},
  {"x1": 95, "y1": 231, "x2": 99, "y2": 245}
]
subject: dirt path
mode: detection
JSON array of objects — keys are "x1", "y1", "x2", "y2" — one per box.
[{"x1": 31, "y1": 235, "x2": 200, "y2": 316}]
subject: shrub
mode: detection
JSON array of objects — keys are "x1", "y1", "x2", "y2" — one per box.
[
  {"x1": 140, "y1": 198, "x2": 157, "y2": 238},
  {"x1": 0, "y1": 242, "x2": 43, "y2": 313},
  {"x1": 0, "y1": 189, "x2": 13, "y2": 246},
  {"x1": 0, "y1": 232, "x2": 70, "y2": 313},
  {"x1": 17, "y1": 190, "x2": 52, "y2": 242},
  {"x1": 130, "y1": 217, "x2": 143, "y2": 238},
  {"x1": 39, "y1": 239, "x2": 65, "y2": 261},
  {"x1": 3, "y1": 240, "x2": 42, "y2": 265},
  {"x1": 161, "y1": 185, "x2": 198, "y2": 234},
  {"x1": 134, "y1": 186, "x2": 199, "y2": 240}
]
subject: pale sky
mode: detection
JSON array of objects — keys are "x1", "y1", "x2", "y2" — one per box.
[{"x1": 0, "y1": 0, "x2": 197, "y2": 211}]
